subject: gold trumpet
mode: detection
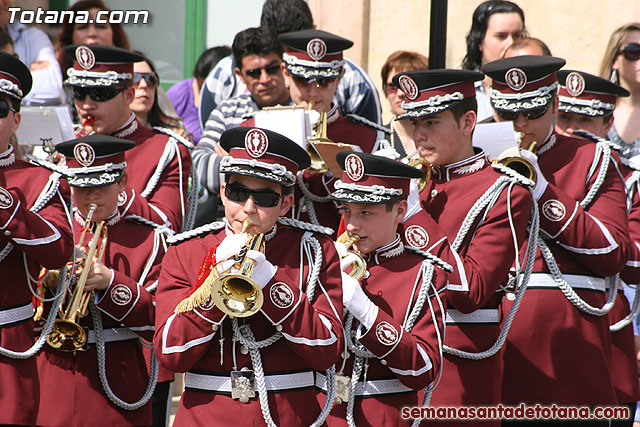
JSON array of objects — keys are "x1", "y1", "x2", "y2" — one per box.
[
  {"x1": 495, "y1": 137, "x2": 538, "y2": 183},
  {"x1": 337, "y1": 231, "x2": 367, "y2": 281},
  {"x1": 305, "y1": 101, "x2": 330, "y2": 173},
  {"x1": 402, "y1": 154, "x2": 432, "y2": 193},
  {"x1": 210, "y1": 220, "x2": 266, "y2": 318},
  {"x1": 46, "y1": 203, "x2": 107, "y2": 351}
]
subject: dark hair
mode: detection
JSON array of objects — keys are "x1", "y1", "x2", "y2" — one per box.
[
  {"x1": 260, "y1": 0, "x2": 314, "y2": 34},
  {"x1": 56, "y1": 1, "x2": 131, "y2": 78},
  {"x1": 449, "y1": 97, "x2": 479, "y2": 123},
  {"x1": 380, "y1": 51, "x2": 429, "y2": 93},
  {"x1": 0, "y1": 28, "x2": 13, "y2": 51},
  {"x1": 384, "y1": 196, "x2": 408, "y2": 212},
  {"x1": 504, "y1": 37, "x2": 552, "y2": 57},
  {"x1": 193, "y1": 46, "x2": 231, "y2": 79},
  {"x1": 461, "y1": 0, "x2": 526, "y2": 71},
  {"x1": 132, "y1": 51, "x2": 162, "y2": 127},
  {"x1": 232, "y1": 27, "x2": 283, "y2": 70}
]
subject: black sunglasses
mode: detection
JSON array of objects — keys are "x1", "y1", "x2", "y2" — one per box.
[
  {"x1": 292, "y1": 75, "x2": 338, "y2": 89},
  {"x1": 496, "y1": 104, "x2": 550, "y2": 121},
  {"x1": 72, "y1": 86, "x2": 126, "y2": 102},
  {"x1": 619, "y1": 43, "x2": 640, "y2": 61},
  {"x1": 133, "y1": 72, "x2": 159, "y2": 86},
  {"x1": 244, "y1": 64, "x2": 281, "y2": 79},
  {"x1": 0, "y1": 99, "x2": 16, "y2": 118},
  {"x1": 225, "y1": 183, "x2": 282, "y2": 208}
]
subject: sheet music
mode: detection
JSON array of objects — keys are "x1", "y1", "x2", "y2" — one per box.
[{"x1": 472, "y1": 121, "x2": 519, "y2": 161}]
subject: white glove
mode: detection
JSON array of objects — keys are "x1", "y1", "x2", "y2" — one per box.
[
  {"x1": 404, "y1": 178, "x2": 421, "y2": 221},
  {"x1": 246, "y1": 250, "x2": 277, "y2": 289},
  {"x1": 340, "y1": 251, "x2": 361, "y2": 273},
  {"x1": 334, "y1": 241, "x2": 348, "y2": 259},
  {"x1": 628, "y1": 155, "x2": 640, "y2": 170},
  {"x1": 215, "y1": 233, "x2": 248, "y2": 261},
  {"x1": 520, "y1": 150, "x2": 548, "y2": 200},
  {"x1": 342, "y1": 272, "x2": 378, "y2": 329},
  {"x1": 373, "y1": 147, "x2": 401, "y2": 160}
]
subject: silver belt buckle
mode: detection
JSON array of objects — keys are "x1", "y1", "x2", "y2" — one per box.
[
  {"x1": 334, "y1": 374, "x2": 351, "y2": 404},
  {"x1": 231, "y1": 369, "x2": 255, "y2": 403}
]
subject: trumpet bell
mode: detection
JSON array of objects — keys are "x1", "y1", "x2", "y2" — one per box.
[
  {"x1": 406, "y1": 156, "x2": 432, "y2": 193},
  {"x1": 211, "y1": 274, "x2": 264, "y2": 318},
  {"x1": 495, "y1": 146, "x2": 537, "y2": 183},
  {"x1": 46, "y1": 319, "x2": 87, "y2": 351}
]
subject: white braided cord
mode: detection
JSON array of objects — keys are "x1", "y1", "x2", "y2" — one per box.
[{"x1": 89, "y1": 301, "x2": 158, "y2": 410}]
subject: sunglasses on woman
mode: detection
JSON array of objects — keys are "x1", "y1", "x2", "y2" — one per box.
[
  {"x1": 0, "y1": 99, "x2": 16, "y2": 118},
  {"x1": 496, "y1": 103, "x2": 550, "y2": 121},
  {"x1": 133, "y1": 72, "x2": 159, "y2": 86},
  {"x1": 619, "y1": 43, "x2": 640, "y2": 61},
  {"x1": 224, "y1": 182, "x2": 282, "y2": 207},
  {"x1": 72, "y1": 86, "x2": 126, "y2": 102}
]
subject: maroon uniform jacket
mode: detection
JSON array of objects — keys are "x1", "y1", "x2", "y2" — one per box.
[
  {"x1": 321, "y1": 234, "x2": 448, "y2": 427},
  {"x1": 502, "y1": 132, "x2": 631, "y2": 405},
  {"x1": 0, "y1": 150, "x2": 73, "y2": 426},
  {"x1": 420, "y1": 150, "x2": 533, "y2": 421},
  {"x1": 607, "y1": 160, "x2": 640, "y2": 404},
  {"x1": 111, "y1": 114, "x2": 191, "y2": 231},
  {"x1": 37, "y1": 213, "x2": 162, "y2": 427},
  {"x1": 154, "y1": 220, "x2": 344, "y2": 426}
]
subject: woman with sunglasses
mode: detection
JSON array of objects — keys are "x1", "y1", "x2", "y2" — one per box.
[{"x1": 600, "y1": 23, "x2": 640, "y2": 161}]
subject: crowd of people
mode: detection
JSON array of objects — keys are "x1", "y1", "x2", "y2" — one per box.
[{"x1": 1, "y1": 0, "x2": 640, "y2": 426}]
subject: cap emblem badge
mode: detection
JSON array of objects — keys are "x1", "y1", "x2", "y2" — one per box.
[
  {"x1": 74, "y1": 142, "x2": 95, "y2": 167},
  {"x1": 505, "y1": 68, "x2": 527, "y2": 91},
  {"x1": 75, "y1": 46, "x2": 95, "y2": 70},
  {"x1": 344, "y1": 154, "x2": 365, "y2": 181},
  {"x1": 398, "y1": 75, "x2": 419, "y2": 101},
  {"x1": 245, "y1": 128, "x2": 269, "y2": 158},
  {"x1": 565, "y1": 72, "x2": 585, "y2": 97},
  {"x1": 306, "y1": 38, "x2": 327, "y2": 61},
  {"x1": 405, "y1": 225, "x2": 429, "y2": 249}
]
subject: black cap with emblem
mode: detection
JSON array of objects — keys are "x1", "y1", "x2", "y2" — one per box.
[
  {"x1": 56, "y1": 134, "x2": 135, "y2": 187},
  {"x1": 279, "y1": 29, "x2": 353, "y2": 80},
  {"x1": 557, "y1": 69, "x2": 629, "y2": 117},
  {"x1": 0, "y1": 51, "x2": 32, "y2": 101},
  {"x1": 393, "y1": 69, "x2": 484, "y2": 120},
  {"x1": 219, "y1": 127, "x2": 310, "y2": 186},
  {"x1": 331, "y1": 152, "x2": 424, "y2": 204},
  {"x1": 482, "y1": 55, "x2": 566, "y2": 113},
  {"x1": 63, "y1": 44, "x2": 144, "y2": 87}
]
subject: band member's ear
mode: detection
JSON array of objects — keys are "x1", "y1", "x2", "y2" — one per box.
[{"x1": 460, "y1": 110, "x2": 477, "y2": 138}]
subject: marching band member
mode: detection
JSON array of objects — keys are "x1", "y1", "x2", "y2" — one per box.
[
  {"x1": 277, "y1": 29, "x2": 389, "y2": 233},
  {"x1": 482, "y1": 56, "x2": 632, "y2": 419},
  {"x1": 395, "y1": 69, "x2": 535, "y2": 426},
  {"x1": 0, "y1": 51, "x2": 74, "y2": 426},
  {"x1": 556, "y1": 69, "x2": 639, "y2": 423},
  {"x1": 36, "y1": 134, "x2": 164, "y2": 427},
  {"x1": 154, "y1": 127, "x2": 344, "y2": 426},
  {"x1": 319, "y1": 151, "x2": 448, "y2": 426},
  {"x1": 64, "y1": 44, "x2": 193, "y2": 231}
]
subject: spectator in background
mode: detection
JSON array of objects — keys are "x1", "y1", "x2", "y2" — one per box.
[
  {"x1": 167, "y1": 46, "x2": 231, "y2": 143},
  {"x1": 55, "y1": 0, "x2": 131, "y2": 79},
  {"x1": 503, "y1": 37, "x2": 552, "y2": 57},
  {"x1": 0, "y1": 0, "x2": 63, "y2": 105},
  {"x1": 380, "y1": 50, "x2": 428, "y2": 157},
  {"x1": 199, "y1": 0, "x2": 382, "y2": 127},
  {"x1": 600, "y1": 23, "x2": 640, "y2": 160},
  {"x1": 461, "y1": 0, "x2": 526, "y2": 121},
  {"x1": 130, "y1": 52, "x2": 191, "y2": 140}
]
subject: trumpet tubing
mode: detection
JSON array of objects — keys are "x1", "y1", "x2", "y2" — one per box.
[
  {"x1": 495, "y1": 139, "x2": 538, "y2": 183},
  {"x1": 404, "y1": 156, "x2": 432, "y2": 193},
  {"x1": 337, "y1": 231, "x2": 368, "y2": 281}
]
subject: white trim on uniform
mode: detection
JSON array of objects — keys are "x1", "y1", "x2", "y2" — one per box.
[
  {"x1": 316, "y1": 372, "x2": 413, "y2": 396},
  {"x1": 445, "y1": 308, "x2": 500, "y2": 324},
  {"x1": 185, "y1": 370, "x2": 315, "y2": 393},
  {"x1": 526, "y1": 272, "x2": 606, "y2": 292},
  {"x1": 0, "y1": 303, "x2": 33, "y2": 326}
]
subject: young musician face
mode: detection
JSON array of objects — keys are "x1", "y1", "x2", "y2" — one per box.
[
  {"x1": 74, "y1": 86, "x2": 135, "y2": 134},
  {"x1": 556, "y1": 112, "x2": 613, "y2": 138},
  {"x1": 494, "y1": 96, "x2": 558, "y2": 147},
  {"x1": 0, "y1": 95, "x2": 19, "y2": 153},
  {"x1": 341, "y1": 200, "x2": 407, "y2": 255},
  {"x1": 72, "y1": 173, "x2": 127, "y2": 222},
  {"x1": 220, "y1": 174, "x2": 293, "y2": 235},
  {"x1": 236, "y1": 53, "x2": 289, "y2": 108},
  {"x1": 283, "y1": 65, "x2": 342, "y2": 112},
  {"x1": 410, "y1": 110, "x2": 476, "y2": 167}
]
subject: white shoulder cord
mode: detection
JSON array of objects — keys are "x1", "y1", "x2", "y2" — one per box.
[
  {"x1": 612, "y1": 172, "x2": 640, "y2": 331},
  {"x1": 443, "y1": 175, "x2": 537, "y2": 359},
  {"x1": 342, "y1": 260, "x2": 446, "y2": 427},
  {"x1": 538, "y1": 140, "x2": 618, "y2": 316},
  {"x1": 89, "y1": 301, "x2": 158, "y2": 410},
  {"x1": 228, "y1": 231, "x2": 334, "y2": 427},
  {"x1": 0, "y1": 173, "x2": 76, "y2": 358}
]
